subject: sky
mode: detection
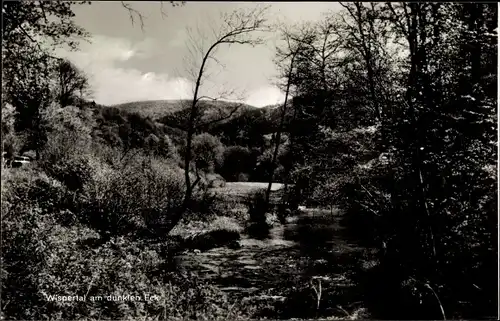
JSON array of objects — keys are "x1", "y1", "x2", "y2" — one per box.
[{"x1": 57, "y1": 1, "x2": 342, "y2": 107}]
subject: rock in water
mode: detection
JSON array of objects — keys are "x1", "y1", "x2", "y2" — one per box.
[
  {"x1": 187, "y1": 229, "x2": 241, "y2": 252},
  {"x1": 227, "y1": 239, "x2": 241, "y2": 249}
]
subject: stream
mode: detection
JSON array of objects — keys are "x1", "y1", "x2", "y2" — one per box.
[{"x1": 174, "y1": 209, "x2": 366, "y2": 317}]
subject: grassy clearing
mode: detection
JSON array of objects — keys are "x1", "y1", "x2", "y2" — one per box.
[
  {"x1": 211, "y1": 182, "x2": 284, "y2": 196},
  {"x1": 209, "y1": 182, "x2": 286, "y2": 205}
]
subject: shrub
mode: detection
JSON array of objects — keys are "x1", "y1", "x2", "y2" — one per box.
[
  {"x1": 209, "y1": 216, "x2": 244, "y2": 234},
  {"x1": 1, "y1": 167, "x2": 73, "y2": 224},
  {"x1": 158, "y1": 134, "x2": 181, "y2": 162},
  {"x1": 43, "y1": 153, "x2": 94, "y2": 192},
  {"x1": 38, "y1": 121, "x2": 98, "y2": 192},
  {"x1": 237, "y1": 172, "x2": 249, "y2": 182},
  {"x1": 41, "y1": 104, "x2": 96, "y2": 140},
  {"x1": 157, "y1": 277, "x2": 256, "y2": 320},
  {"x1": 189, "y1": 192, "x2": 248, "y2": 222},
  {"x1": 339, "y1": 143, "x2": 498, "y2": 319},
  {"x1": 248, "y1": 190, "x2": 269, "y2": 224},
  {"x1": 2, "y1": 201, "x2": 102, "y2": 320},
  {"x1": 187, "y1": 189, "x2": 219, "y2": 222},
  {"x1": 1, "y1": 179, "x2": 250, "y2": 320},
  {"x1": 79, "y1": 153, "x2": 186, "y2": 239},
  {"x1": 2, "y1": 202, "x2": 233, "y2": 320},
  {"x1": 1, "y1": 102, "x2": 24, "y2": 156}
]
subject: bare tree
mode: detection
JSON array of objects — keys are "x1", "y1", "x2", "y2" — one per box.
[
  {"x1": 264, "y1": 22, "x2": 308, "y2": 208},
  {"x1": 338, "y1": 2, "x2": 390, "y2": 122},
  {"x1": 163, "y1": 5, "x2": 270, "y2": 234},
  {"x1": 281, "y1": 18, "x2": 342, "y2": 119}
]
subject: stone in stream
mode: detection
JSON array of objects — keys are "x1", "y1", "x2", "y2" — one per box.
[
  {"x1": 227, "y1": 239, "x2": 242, "y2": 249},
  {"x1": 184, "y1": 229, "x2": 241, "y2": 252},
  {"x1": 220, "y1": 286, "x2": 260, "y2": 294},
  {"x1": 242, "y1": 294, "x2": 287, "y2": 303},
  {"x1": 238, "y1": 258, "x2": 258, "y2": 265}
]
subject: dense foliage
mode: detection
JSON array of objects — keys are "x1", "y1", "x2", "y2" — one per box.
[
  {"x1": 276, "y1": 3, "x2": 497, "y2": 319},
  {"x1": 2, "y1": 1, "x2": 90, "y2": 157}
]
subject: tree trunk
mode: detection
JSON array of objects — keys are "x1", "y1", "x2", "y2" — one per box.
[{"x1": 265, "y1": 53, "x2": 296, "y2": 206}]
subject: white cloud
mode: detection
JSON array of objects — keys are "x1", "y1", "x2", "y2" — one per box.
[
  {"x1": 244, "y1": 86, "x2": 286, "y2": 108},
  {"x1": 55, "y1": 35, "x2": 194, "y2": 105},
  {"x1": 54, "y1": 34, "x2": 286, "y2": 107},
  {"x1": 167, "y1": 28, "x2": 188, "y2": 48}
]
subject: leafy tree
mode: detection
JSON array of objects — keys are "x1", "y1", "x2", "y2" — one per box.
[
  {"x1": 54, "y1": 59, "x2": 91, "y2": 107},
  {"x1": 1, "y1": 0, "x2": 184, "y2": 157},
  {"x1": 220, "y1": 145, "x2": 255, "y2": 181},
  {"x1": 275, "y1": 17, "x2": 354, "y2": 208},
  {"x1": 191, "y1": 133, "x2": 224, "y2": 174},
  {"x1": 337, "y1": 2, "x2": 394, "y2": 123},
  {"x1": 338, "y1": 3, "x2": 497, "y2": 319},
  {"x1": 274, "y1": 3, "x2": 496, "y2": 318},
  {"x1": 2, "y1": 1, "x2": 90, "y2": 158}
]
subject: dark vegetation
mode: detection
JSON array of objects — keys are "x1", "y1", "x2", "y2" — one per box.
[{"x1": 1, "y1": 1, "x2": 497, "y2": 320}]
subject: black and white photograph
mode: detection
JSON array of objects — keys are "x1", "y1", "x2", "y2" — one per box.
[{"x1": 1, "y1": 1, "x2": 498, "y2": 320}]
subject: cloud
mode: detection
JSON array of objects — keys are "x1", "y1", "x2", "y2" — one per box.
[
  {"x1": 244, "y1": 86, "x2": 286, "y2": 108},
  {"x1": 167, "y1": 28, "x2": 188, "y2": 48},
  {"x1": 54, "y1": 34, "x2": 285, "y2": 107},
  {"x1": 55, "y1": 35, "x2": 193, "y2": 105}
]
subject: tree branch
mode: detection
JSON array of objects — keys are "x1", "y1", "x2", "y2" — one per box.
[
  {"x1": 167, "y1": 5, "x2": 270, "y2": 235},
  {"x1": 121, "y1": 1, "x2": 146, "y2": 31},
  {"x1": 194, "y1": 104, "x2": 241, "y2": 130}
]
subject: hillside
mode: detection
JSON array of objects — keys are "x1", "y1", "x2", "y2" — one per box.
[
  {"x1": 113, "y1": 99, "x2": 270, "y2": 121},
  {"x1": 109, "y1": 99, "x2": 287, "y2": 146},
  {"x1": 113, "y1": 99, "x2": 188, "y2": 119}
]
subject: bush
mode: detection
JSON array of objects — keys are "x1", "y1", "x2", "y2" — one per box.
[
  {"x1": 79, "y1": 153, "x2": 186, "y2": 239},
  {"x1": 2, "y1": 201, "x2": 102, "y2": 319},
  {"x1": 2, "y1": 201, "x2": 246, "y2": 320},
  {"x1": 248, "y1": 190, "x2": 269, "y2": 224},
  {"x1": 190, "y1": 191, "x2": 248, "y2": 222},
  {"x1": 186, "y1": 189, "x2": 219, "y2": 222},
  {"x1": 1, "y1": 167, "x2": 74, "y2": 225},
  {"x1": 37, "y1": 122, "x2": 98, "y2": 192},
  {"x1": 339, "y1": 145, "x2": 497, "y2": 319},
  {"x1": 210, "y1": 216, "x2": 244, "y2": 234},
  {"x1": 157, "y1": 277, "x2": 256, "y2": 320},
  {"x1": 1, "y1": 102, "x2": 25, "y2": 157},
  {"x1": 1, "y1": 170, "x2": 251, "y2": 320},
  {"x1": 43, "y1": 153, "x2": 94, "y2": 192},
  {"x1": 237, "y1": 172, "x2": 249, "y2": 182}
]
